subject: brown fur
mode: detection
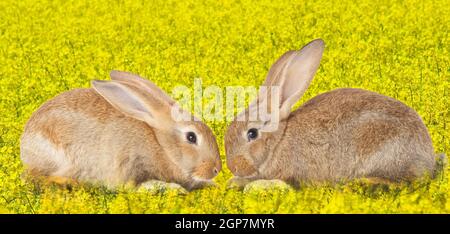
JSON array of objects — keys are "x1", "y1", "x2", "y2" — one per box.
[
  {"x1": 225, "y1": 39, "x2": 438, "y2": 187},
  {"x1": 226, "y1": 88, "x2": 437, "y2": 185},
  {"x1": 354, "y1": 119, "x2": 399, "y2": 157},
  {"x1": 20, "y1": 72, "x2": 221, "y2": 190}
]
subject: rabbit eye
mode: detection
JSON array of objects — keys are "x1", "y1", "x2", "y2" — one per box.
[
  {"x1": 186, "y1": 132, "x2": 197, "y2": 144},
  {"x1": 247, "y1": 128, "x2": 258, "y2": 141}
]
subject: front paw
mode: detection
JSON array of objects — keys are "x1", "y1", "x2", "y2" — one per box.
[
  {"x1": 243, "y1": 179, "x2": 292, "y2": 193},
  {"x1": 139, "y1": 180, "x2": 188, "y2": 195}
]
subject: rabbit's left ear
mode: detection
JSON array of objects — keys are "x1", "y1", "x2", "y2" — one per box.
[
  {"x1": 92, "y1": 79, "x2": 182, "y2": 131},
  {"x1": 275, "y1": 39, "x2": 325, "y2": 120},
  {"x1": 108, "y1": 70, "x2": 196, "y2": 124},
  {"x1": 109, "y1": 70, "x2": 175, "y2": 105}
]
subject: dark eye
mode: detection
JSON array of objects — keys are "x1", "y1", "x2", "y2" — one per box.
[
  {"x1": 247, "y1": 128, "x2": 258, "y2": 141},
  {"x1": 186, "y1": 132, "x2": 197, "y2": 144}
]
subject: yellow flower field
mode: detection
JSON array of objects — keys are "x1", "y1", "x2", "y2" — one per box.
[{"x1": 0, "y1": 0, "x2": 449, "y2": 213}]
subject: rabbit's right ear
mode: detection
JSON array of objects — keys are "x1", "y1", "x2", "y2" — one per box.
[
  {"x1": 259, "y1": 39, "x2": 325, "y2": 120},
  {"x1": 91, "y1": 80, "x2": 174, "y2": 130},
  {"x1": 243, "y1": 51, "x2": 297, "y2": 121},
  {"x1": 262, "y1": 50, "x2": 297, "y2": 87}
]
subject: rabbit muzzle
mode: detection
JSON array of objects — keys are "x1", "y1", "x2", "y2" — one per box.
[
  {"x1": 191, "y1": 159, "x2": 222, "y2": 180},
  {"x1": 227, "y1": 155, "x2": 258, "y2": 177}
]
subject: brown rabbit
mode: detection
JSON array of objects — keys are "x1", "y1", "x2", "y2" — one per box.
[
  {"x1": 225, "y1": 39, "x2": 443, "y2": 188},
  {"x1": 20, "y1": 71, "x2": 222, "y2": 191}
]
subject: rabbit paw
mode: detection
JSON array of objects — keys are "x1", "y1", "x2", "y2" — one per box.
[
  {"x1": 139, "y1": 180, "x2": 188, "y2": 195},
  {"x1": 243, "y1": 179, "x2": 292, "y2": 193}
]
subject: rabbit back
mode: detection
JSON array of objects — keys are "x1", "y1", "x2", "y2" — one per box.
[
  {"x1": 20, "y1": 88, "x2": 178, "y2": 186},
  {"x1": 274, "y1": 88, "x2": 435, "y2": 182}
]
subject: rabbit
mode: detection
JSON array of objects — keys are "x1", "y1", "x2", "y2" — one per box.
[
  {"x1": 225, "y1": 39, "x2": 443, "y2": 189},
  {"x1": 20, "y1": 70, "x2": 222, "y2": 191}
]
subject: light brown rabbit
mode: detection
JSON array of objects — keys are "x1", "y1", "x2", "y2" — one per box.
[
  {"x1": 20, "y1": 71, "x2": 222, "y2": 191},
  {"x1": 225, "y1": 39, "x2": 444, "y2": 188}
]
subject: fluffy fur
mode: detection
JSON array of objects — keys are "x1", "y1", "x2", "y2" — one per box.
[
  {"x1": 225, "y1": 39, "x2": 440, "y2": 187},
  {"x1": 21, "y1": 71, "x2": 221, "y2": 190}
]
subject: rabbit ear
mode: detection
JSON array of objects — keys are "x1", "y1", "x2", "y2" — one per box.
[
  {"x1": 109, "y1": 70, "x2": 175, "y2": 106},
  {"x1": 278, "y1": 39, "x2": 324, "y2": 119},
  {"x1": 258, "y1": 39, "x2": 324, "y2": 121},
  {"x1": 263, "y1": 50, "x2": 298, "y2": 87},
  {"x1": 241, "y1": 51, "x2": 297, "y2": 121},
  {"x1": 92, "y1": 80, "x2": 174, "y2": 130}
]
